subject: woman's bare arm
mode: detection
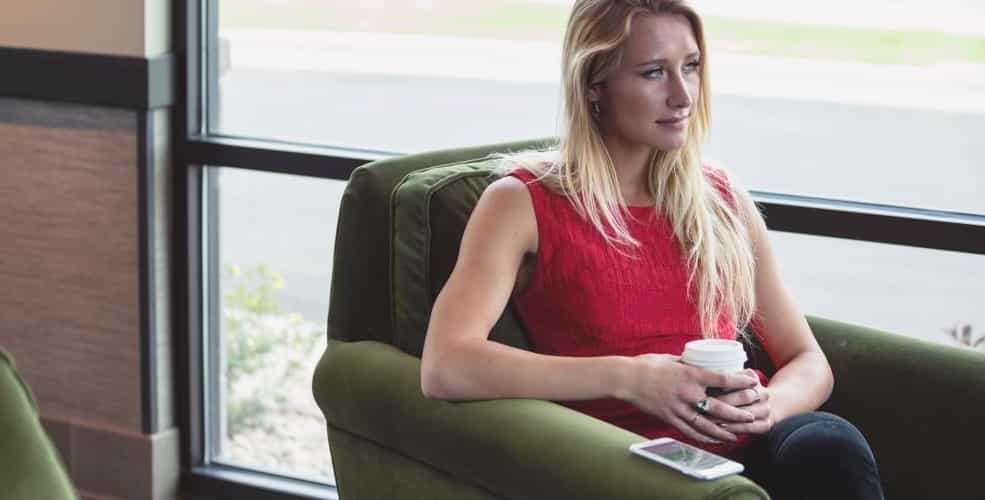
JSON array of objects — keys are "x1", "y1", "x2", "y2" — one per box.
[
  {"x1": 420, "y1": 176, "x2": 757, "y2": 442},
  {"x1": 420, "y1": 177, "x2": 637, "y2": 401}
]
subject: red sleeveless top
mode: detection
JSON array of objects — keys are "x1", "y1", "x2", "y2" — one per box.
[{"x1": 507, "y1": 167, "x2": 765, "y2": 457}]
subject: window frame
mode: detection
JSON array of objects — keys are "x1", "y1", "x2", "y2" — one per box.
[{"x1": 171, "y1": 0, "x2": 985, "y2": 498}]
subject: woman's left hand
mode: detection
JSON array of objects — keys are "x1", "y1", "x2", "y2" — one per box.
[{"x1": 712, "y1": 369, "x2": 774, "y2": 434}]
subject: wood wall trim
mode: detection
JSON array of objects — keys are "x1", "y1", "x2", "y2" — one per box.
[{"x1": 0, "y1": 47, "x2": 174, "y2": 110}]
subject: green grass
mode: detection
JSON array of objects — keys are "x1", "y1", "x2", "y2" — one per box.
[
  {"x1": 704, "y1": 17, "x2": 985, "y2": 65},
  {"x1": 218, "y1": 0, "x2": 985, "y2": 66},
  {"x1": 218, "y1": 1, "x2": 569, "y2": 40},
  {"x1": 452, "y1": 4, "x2": 568, "y2": 38}
]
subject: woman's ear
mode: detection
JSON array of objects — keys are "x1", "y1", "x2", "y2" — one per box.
[{"x1": 588, "y1": 83, "x2": 602, "y2": 103}]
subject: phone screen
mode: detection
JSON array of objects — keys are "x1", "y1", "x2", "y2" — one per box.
[{"x1": 639, "y1": 441, "x2": 731, "y2": 471}]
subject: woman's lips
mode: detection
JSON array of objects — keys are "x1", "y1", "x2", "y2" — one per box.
[{"x1": 656, "y1": 116, "x2": 689, "y2": 129}]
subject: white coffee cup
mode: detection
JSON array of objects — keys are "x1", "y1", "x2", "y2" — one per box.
[{"x1": 680, "y1": 339, "x2": 747, "y2": 374}]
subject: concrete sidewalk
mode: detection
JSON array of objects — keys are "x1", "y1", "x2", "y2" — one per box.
[{"x1": 222, "y1": 29, "x2": 985, "y2": 115}]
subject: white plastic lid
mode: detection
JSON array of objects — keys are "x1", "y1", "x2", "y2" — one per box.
[{"x1": 681, "y1": 339, "x2": 747, "y2": 365}]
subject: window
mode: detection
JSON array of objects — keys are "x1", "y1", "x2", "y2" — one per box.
[
  {"x1": 771, "y1": 231, "x2": 985, "y2": 347},
  {"x1": 212, "y1": 0, "x2": 985, "y2": 211},
  {"x1": 212, "y1": 0, "x2": 568, "y2": 151},
  {"x1": 699, "y1": 3, "x2": 985, "y2": 213},
  {"x1": 204, "y1": 167, "x2": 342, "y2": 485},
  {"x1": 176, "y1": 1, "x2": 985, "y2": 498}
]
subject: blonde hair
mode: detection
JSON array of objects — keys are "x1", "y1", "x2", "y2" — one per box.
[{"x1": 499, "y1": 0, "x2": 756, "y2": 338}]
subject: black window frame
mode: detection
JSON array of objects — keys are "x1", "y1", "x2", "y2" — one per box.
[{"x1": 170, "y1": 1, "x2": 985, "y2": 499}]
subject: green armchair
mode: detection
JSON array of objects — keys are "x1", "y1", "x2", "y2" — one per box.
[
  {"x1": 0, "y1": 348, "x2": 78, "y2": 500},
  {"x1": 312, "y1": 140, "x2": 985, "y2": 499}
]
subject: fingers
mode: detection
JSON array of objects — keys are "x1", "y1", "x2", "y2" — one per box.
[
  {"x1": 693, "y1": 367, "x2": 758, "y2": 391},
  {"x1": 735, "y1": 399, "x2": 769, "y2": 421},
  {"x1": 716, "y1": 386, "x2": 769, "y2": 408},
  {"x1": 669, "y1": 414, "x2": 720, "y2": 444},
  {"x1": 701, "y1": 396, "x2": 755, "y2": 424},
  {"x1": 675, "y1": 399, "x2": 743, "y2": 442},
  {"x1": 720, "y1": 419, "x2": 771, "y2": 434},
  {"x1": 710, "y1": 395, "x2": 772, "y2": 434},
  {"x1": 691, "y1": 413, "x2": 739, "y2": 442},
  {"x1": 669, "y1": 411, "x2": 737, "y2": 444},
  {"x1": 719, "y1": 410, "x2": 773, "y2": 434}
]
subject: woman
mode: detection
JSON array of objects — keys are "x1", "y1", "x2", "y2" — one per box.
[{"x1": 421, "y1": 1, "x2": 883, "y2": 498}]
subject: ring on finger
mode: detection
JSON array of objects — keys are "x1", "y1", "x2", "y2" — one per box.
[
  {"x1": 751, "y1": 386, "x2": 761, "y2": 402},
  {"x1": 695, "y1": 398, "x2": 711, "y2": 414}
]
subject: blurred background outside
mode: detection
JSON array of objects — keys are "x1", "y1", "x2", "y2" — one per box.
[{"x1": 205, "y1": 0, "x2": 985, "y2": 485}]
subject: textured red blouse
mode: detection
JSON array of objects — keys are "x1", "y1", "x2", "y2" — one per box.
[{"x1": 508, "y1": 167, "x2": 766, "y2": 458}]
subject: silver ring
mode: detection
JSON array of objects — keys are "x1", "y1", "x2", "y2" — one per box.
[
  {"x1": 695, "y1": 398, "x2": 711, "y2": 414},
  {"x1": 752, "y1": 386, "x2": 761, "y2": 402}
]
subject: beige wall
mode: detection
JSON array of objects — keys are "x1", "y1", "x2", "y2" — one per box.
[
  {"x1": 0, "y1": 0, "x2": 170, "y2": 57},
  {"x1": 145, "y1": 0, "x2": 172, "y2": 57}
]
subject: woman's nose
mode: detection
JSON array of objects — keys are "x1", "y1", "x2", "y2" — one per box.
[{"x1": 667, "y1": 74, "x2": 692, "y2": 109}]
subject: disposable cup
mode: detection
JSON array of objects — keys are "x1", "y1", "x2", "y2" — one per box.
[
  {"x1": 680, "y1": 339, "x2": 747, "y2": 373},
  {"x1": 681, "y1": 339, "x2": 747, "y2": 396}
]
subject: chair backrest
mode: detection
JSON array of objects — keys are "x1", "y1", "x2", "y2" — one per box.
[
  {"x1": 327, "y1": 139, "x2": 552, "y2": 355},
  {"x1": 328, "y1": 138, "x2": 777, "y2": 369}
]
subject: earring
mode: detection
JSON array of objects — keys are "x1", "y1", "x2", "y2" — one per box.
[{"x1": 591, "y1": 101, "x2": 600, "y2": 116}]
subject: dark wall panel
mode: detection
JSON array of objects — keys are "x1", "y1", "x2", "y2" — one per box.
[{"x1": 0, "y1": 97, "x2": 142, "y2": 431}]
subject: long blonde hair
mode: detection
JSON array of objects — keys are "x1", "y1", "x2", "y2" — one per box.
[{"x1": 500, "y1": 0, "x2": 756, "y2": 338}]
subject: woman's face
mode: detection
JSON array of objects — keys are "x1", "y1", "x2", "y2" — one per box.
[{"x1": 591, "y1": 13, "x2": 701, "y2": 153}]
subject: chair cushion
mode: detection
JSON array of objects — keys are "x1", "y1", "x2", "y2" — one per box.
[
  {"x1": 390, "y1": 157, "x2": 531, "y2": 357},
  {"x1": 0, "y1": 348, "x2": 78, "y2": 500},
  {"x1": 327, "y1": 138, "x2": 553, "y2": 346}
]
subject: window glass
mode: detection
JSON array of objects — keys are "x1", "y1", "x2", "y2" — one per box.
[
  {"x1": 206, "y1": 166, "x2": 342, "y2": 484},
  {"x1": 212, "y1": 0, "x2": 985, "y2": 213},
  {"x1": 771, "y1": 230, "x2": 985, "y2": 351}
]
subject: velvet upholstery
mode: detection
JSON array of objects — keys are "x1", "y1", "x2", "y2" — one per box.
[
  {"x1": 324, "y1": 138, "x2": 553, "y2": 350},
  {"x1": 313, "y1": 140, "x2": 985, "y2": 499},
  {"x1": 0, "y1": 348, "x2": 78, "y2": 500},
  {"x1": 315, "y1": 339, "x2": 767, "y2": 500},
  {"x1": 810, "y1": 317, "x2": 985, "y2": 500},
  {"x1": 391, "y1": 157, "x2": 530, "y2": 356}
]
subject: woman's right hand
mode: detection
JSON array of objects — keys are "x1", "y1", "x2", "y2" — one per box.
[{"x1": 622, "y1": 354, "x2": 759, "y2": 443}]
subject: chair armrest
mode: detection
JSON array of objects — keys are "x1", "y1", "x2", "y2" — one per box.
[
  {"x1": 0, "y1": 348, "x2": 78, "y2": 500},
  {"x1": 808, "y1": 316, "x2": 985, "y2": 500},
  {"x1": 313, "y1": 339, "x2": 767, "y2": 500}
]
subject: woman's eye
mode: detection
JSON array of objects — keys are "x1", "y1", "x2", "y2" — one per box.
[
  {"x1": 684, "y1": 61, "x2": 701, "y2": 73},
  {"x1": 642, "y1": 67, "x2": 664, "y2": 79}
]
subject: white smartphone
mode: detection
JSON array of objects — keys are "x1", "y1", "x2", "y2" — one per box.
[{"x1": 629, "y1": 438, "x2": 744, "y2": 480}]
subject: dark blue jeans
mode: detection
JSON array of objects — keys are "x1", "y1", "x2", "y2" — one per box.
[{"x1": 739, "y1": 411, "x2": 885, "y2": 500}]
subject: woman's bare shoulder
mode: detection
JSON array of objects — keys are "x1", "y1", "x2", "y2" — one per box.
[
  {"x1": 467, "y1": 175, "x2": 538, "y2": 254},
  {"x1": 481, "y1": 175, "x2": 534, "y2": 209}
]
